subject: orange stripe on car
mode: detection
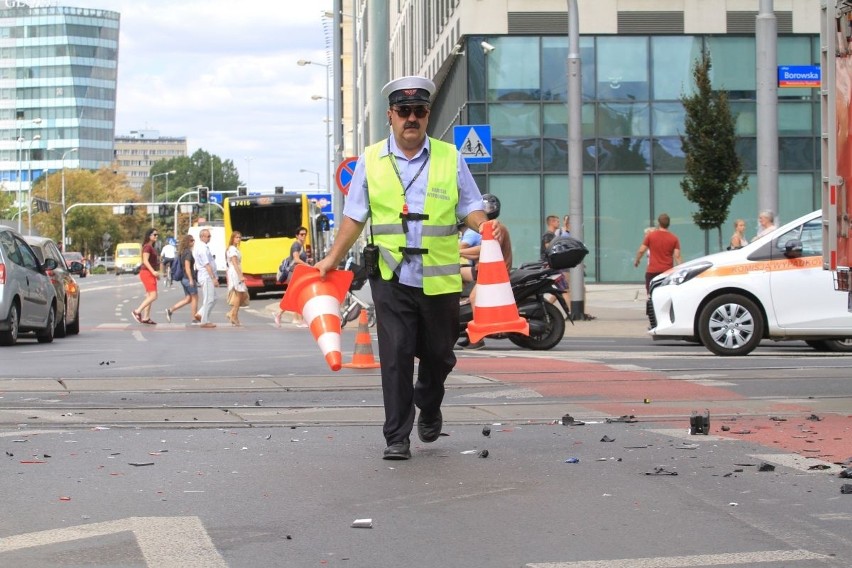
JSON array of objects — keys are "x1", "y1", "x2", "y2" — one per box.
[{"x1": 699, "y1": 256, "x2": 822, "y2": 278}]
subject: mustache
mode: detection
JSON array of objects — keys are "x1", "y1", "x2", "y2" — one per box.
[{"x1": 403, "y1": 121, "x2": 420, "y2": 128}]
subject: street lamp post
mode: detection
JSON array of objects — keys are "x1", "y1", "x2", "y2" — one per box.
[
  {"x1": 150, "y1": 170, "x2": 177, "y2": 227},
  {"x1": 297, "y1": 59, "x2": 332, "y2": 198},
  {"x1": 26, "y1": 134, "x2": 42, "y2": 235},
  {"x1": 16, "y1": 117, "x2": 42, "y2": 232},
  {"x1": 300, "y1": 168, "x2": 321, "y2": 189},
  {"x1": 61, "y1": 148, "x2": 79, "y2": 252}
]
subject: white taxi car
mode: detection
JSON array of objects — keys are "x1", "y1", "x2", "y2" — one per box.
[{"x1": 647, "y1": 210, "x2": 852, "y2": 356}]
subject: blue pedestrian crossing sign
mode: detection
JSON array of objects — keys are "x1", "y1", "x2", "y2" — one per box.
[{"x1": 454, "y1": 124, "x2": 492, "y2": 164}]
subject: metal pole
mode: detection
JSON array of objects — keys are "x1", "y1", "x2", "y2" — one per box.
[
  {"x1": 332, "y1": 0, "x2": 344, "y2": 228},
  {"x1": 16, "y1": 132, "x2": 23, "y2": 233},
  {"x1": 756, "y1": 0, "x2": 779, "y2": 222},
  {"x1": 325, "y1": 71, "x2": 332, "y2": 197},
  {"x1": 60, "y1": 148, "x2": 78, "y2": 252},
  {"x1": 567, "y1": 0, "x2": 585, "y2": 319},
  {"x1": 26, "y1": 135, "x2": 41, "y2": 235}
]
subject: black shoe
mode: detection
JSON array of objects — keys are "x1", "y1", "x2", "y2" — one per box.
[
  {"x1": 417, "y1": 410, "x2": 442, "y2": 443},
  {"x1": 464, "y1": 340, "x2": 485, "y2": 350},
  {"x1": 456, "y1": 335, "x2": 470, "y2": 348},
  {"x1": 383, "y1": 441, "x2": 411, "y2": 460}
]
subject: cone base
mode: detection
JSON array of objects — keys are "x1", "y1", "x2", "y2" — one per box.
[
  {"x1": 467, "y1": 317, "x2": 529, "y2": 344},
  {"x1": 342, "y1": 361, "x2": 381, "y2": 369}
]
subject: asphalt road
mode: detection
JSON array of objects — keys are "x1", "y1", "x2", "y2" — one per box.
[{"x1": 0, "y1": 274, "x2": 850, "y2": 567}]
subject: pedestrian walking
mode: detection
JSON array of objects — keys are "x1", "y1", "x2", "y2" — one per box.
[
  {"x1": 165, "y1": 234, "x2": 199, "y2": 324},
  {"x1": 193, "y1": 228, "x2": 219, "y2": 328},
  {"x1": 729, "y1": 218, "x2": 749, "y2": 250},
  {"x1": 634, "y1": 213, "x2": 682, "y2": 294},
  {"x1": 314, "y1": 75, "x2": 501, "y2": 460},
  {"x1": 225, "y1": 231, "x2": 248, "y2": 326},
  {"x1": 540, "y1": 215, "x2": 560, "y2": 259},
  {"x1": 131, "y1": 228, "x2": 160, "y2": 325}
]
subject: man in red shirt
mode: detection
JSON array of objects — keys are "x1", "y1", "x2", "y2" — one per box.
[{"x1": 634, "y1": 213, "x2": 683, "y2": 294}]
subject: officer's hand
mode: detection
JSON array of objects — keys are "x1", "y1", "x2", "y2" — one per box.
[
  {"x1": 315, "y1": 257, "x2": 336, "y2": 278},
  {"x1": 487, "y1": 219, "x2": 504, "y2": 243}
]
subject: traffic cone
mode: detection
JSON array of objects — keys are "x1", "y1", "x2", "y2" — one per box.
[
  {"x1": 280, "y1": 264, "x2": 354, "y2": 371},
  {"x1": 342, "y1": 310, "x2": 381, "y2": 369},
  {"x1": 466, "y1": 222, "x2": 529, "y2": 344}
]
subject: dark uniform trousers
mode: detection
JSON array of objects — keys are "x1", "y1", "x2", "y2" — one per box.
[{"x1": 371, "y1": 275, "x2": 461, "y2": 444}]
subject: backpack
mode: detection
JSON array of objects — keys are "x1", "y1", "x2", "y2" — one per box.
[
  {"x1": 276, "y1": 257, "x2": 292, "y2": 284},
  {"x1": 171, "y1": 255, "x2": 185, "y2": 282}
]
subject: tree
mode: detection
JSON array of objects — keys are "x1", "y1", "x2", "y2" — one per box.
[{"x1": 680, "y1": 49, "x2": 748, "y2": 250}]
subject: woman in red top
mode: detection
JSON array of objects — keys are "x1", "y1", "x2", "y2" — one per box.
[{"x1": 132, "y1": 228, "x2": 161, "y2": 324}]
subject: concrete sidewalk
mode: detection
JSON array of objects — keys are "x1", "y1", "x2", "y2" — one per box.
[{"x1": 570, "y1": 283, "x2": 650, "y2": 337}]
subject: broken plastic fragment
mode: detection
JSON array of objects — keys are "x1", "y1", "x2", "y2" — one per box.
[
  {"x1": 645, "y1": 467, "x2": 677, "y2": 476},
  {"x1": 840, "y1": 484, "x2": 852, "y2": 494},
  {"x1": 758, "y1": 463, "x2": 776, "y2": 472},
  {"x1": 128, "y1": 462, "x2": 155, "y2": 467},
  {"x1": 478, "y1": 449, "x2": 489, "y2": 458},
  {"x1": 600, "y1": 435, "x2": 615, "y2": 443},
  {"x1": 482, "y1": 425, "x2": 491, "y2": 437},
  {"x1": 564, "y1": 457, "x2": 580, "y2": 463},
  {"x1": 351, "y1": 518, "x2": 373, "y2": 528},
  {"x1": 606, "y1": 415, "x2": 637, "y2": 424}
]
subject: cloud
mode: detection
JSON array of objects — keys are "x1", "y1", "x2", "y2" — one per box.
[{"x1": 69, "y1": 0, "x2": 335, "y2": 193}]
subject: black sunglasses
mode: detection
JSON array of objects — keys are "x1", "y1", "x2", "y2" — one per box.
[{"x1": 393, "y1": 105, "x2": 429, "y2": 119}]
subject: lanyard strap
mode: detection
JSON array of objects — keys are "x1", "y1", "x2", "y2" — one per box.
[{"x1": 387, "y1": 137, "x2": 429, "y2": 196}]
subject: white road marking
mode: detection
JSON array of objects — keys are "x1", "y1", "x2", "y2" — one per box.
[
  {"x1": 0, "y1": 516, "x2": 227, "y2": 567},
  {"x1": 525, "y1": 549, "x2": 828, "y2": 567},
  {"x1": 132, "y1": 330, "x2": 148, "y2": 341},
  {"x1": 749, "y1": 453, "x2": 843, "y2": 474},
  {"x1": 456, "y1": 388, "x2": 542, "y2": 400},
  {"x1": 0, "y1": 430, "x2": 70, "y2": 438},
  {"x1": 647, "y1": 429, "x2": 727, "y2": 442}
]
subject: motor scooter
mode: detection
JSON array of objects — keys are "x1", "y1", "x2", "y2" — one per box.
[{"x1": 458, "y1": 236, "x2": 588, "y2": 350}]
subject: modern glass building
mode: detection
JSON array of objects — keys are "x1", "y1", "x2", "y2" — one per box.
[
  {"x1": 346, "y1": 0, "x2": 820, "y2": 283},
  {"x1": 0, "y1": 4, "x2": 119, "y2": 215}
]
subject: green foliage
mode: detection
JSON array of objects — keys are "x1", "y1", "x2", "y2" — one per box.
[
  {"x1": 680, "y1": 49, "x2": 748, "y2": 248},
  {"x1": 0, "y1": 188, "x2": 14, "y2": 218}
]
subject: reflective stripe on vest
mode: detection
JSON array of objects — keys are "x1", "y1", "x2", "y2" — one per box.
[{"x1": 365, "y1": 138, "x2": 461, "y2": 294}]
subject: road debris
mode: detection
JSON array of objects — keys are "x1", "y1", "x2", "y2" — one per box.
[
  {"x1": 351, "y1": 518, "x2": 373, "y2": 528},
  {"x1": 646, "y1": 467, "x2": 677, "y2": 476},
  {"x1": 128, "y1": 462, "x2": 155, "y2": 467},
  {"x1": 606, "y1": 415, "x2": 637, "y2": 424},
  {"x1": 478, "y1": 450, "x2": 489, "y2": 458},
  {"x1": 482, "y1": 425, "x2": 491, "y2": 437},
  {"x1": 600, "y1": 435, "x2": 615, "y2": 443},
  {"x1": 841, "y1": 484, "x2": 852, "y2": 494},
  {"x1": 689, "y1": 410, "x2": 710, "y2": 435},
  {"x1": 561, "y1": 413, "x2": 585, "y2": 425},
  {"x1": 758, "y1": 463, "x2": 775, "y2": 472},
  {"x1": 564, "y1": 457, "x2": 580, "y2": 463}
]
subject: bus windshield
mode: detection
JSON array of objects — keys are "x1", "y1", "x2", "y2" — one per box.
[{"x1": 227, "y1": 195, "x2": 304, "y2": 239}]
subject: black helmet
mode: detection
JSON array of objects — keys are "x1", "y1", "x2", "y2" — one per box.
[{"x1": 482, "y1": 193, "x2": 500, "y2": 220}]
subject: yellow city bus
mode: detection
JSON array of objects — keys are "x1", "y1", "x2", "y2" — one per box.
[{"x1": 223, "y1": 194, "x2": 318, "y2": 297}]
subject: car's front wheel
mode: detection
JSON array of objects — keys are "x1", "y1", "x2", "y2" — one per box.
[
  {"x1": 36, "y1": 305, "x2": 56, "y2": 344},
  {"x1": 698, "y1": 294, "x2": 764, "y2": 356}
]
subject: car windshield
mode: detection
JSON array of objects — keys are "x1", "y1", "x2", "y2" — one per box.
[
  {"x1": 117, "y1": 248, "x2": 137, "y2": 257},
  {"x1": 775, "y1": 218, "x2": 822, "y2": 256},
  {"x1": 65, "y1": 252, "x2": 83, "y2": 260}
]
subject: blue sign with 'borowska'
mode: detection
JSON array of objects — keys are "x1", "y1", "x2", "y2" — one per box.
[{"x1": 778, "y1": 65, "x2": 820, "y2": 88}]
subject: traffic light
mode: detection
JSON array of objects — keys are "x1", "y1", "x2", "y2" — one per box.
[
  {"x1": 274, "y1": 186, "x2": 284, "y2": 195},
  {"x1": 125, "y1": 204, "x2": 135, "y2": 216},
  {"x1": 237, "y1": 185, "x2": 247, "y2": 197},
  {"x1": 159, "y1": 204, "x2": 168, "y2": 217},
  {"x1": 33, "y1": 198, "x2": 50, "y2": 213},
  {"x1": 199, "y1": 186, "x2": 209, "y2": 204}
]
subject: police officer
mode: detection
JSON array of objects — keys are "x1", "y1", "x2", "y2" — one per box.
[{"x1": 315, "y1": 75, "x2": 503, "y2": 460}]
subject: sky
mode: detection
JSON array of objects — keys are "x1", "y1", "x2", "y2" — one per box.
[{"x1": 69, "y1": 0, "x2": 335, "y2": 194}]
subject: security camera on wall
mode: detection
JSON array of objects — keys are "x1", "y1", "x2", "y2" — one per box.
[{"x1": 481, "y1": 41, "x2": 496, "y2": 54}]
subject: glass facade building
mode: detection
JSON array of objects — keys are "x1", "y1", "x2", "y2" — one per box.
[
  {"x1": 445, "y1": 33, "x2": 820, "y2": 281},
  {"x1": 0, "y1": 4, "x2": 119, "y2": 207}
]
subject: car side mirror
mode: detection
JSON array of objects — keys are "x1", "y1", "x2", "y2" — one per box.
[
  {"x1": 783, "y1": 239, "x2": 803, "y2": 259},
  {"x1": 68, "y1": 261, "x2": 84, "y2": 272},
  {"x1": 42, "y1": 258, "x2": 58, "y2": 271}
]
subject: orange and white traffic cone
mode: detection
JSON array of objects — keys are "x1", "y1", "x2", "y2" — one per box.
[
  {"x1": 280, "y1": 264, "x2": 354, "y2": 371},
  {"x1": 342, "y1": 310, "x2": 381, "y2": 369},
  {"x1": 466, "y1": 222, "x2": 529, "y2": 344}
]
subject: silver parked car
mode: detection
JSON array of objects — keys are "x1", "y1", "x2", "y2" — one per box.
[
  {"x1": 0, "y1": 226, "x2": 59, "y2": 345},
  {"x1": 24, "y1": 235, "x2": 82, "y2": 337}
]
